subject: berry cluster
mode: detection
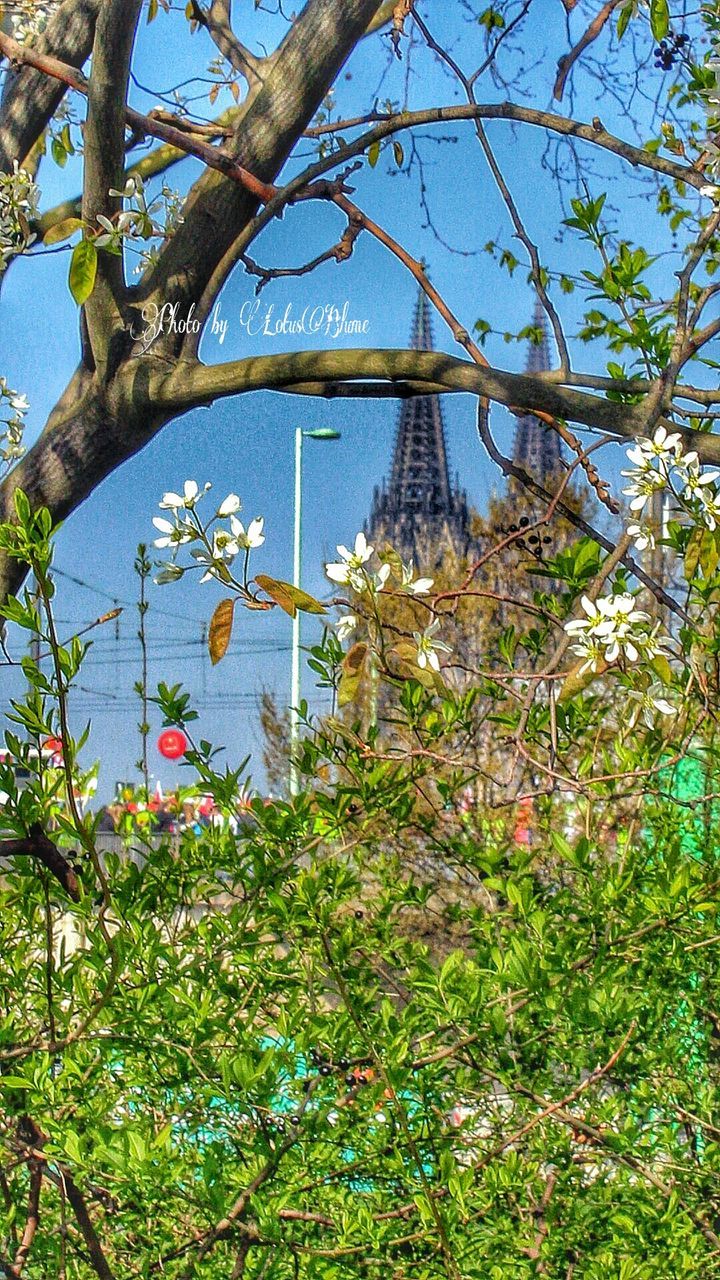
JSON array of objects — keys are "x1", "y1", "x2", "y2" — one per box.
[
  {"x1": 654, "y1": 31, "x2": 689, "y2": 71},
  {"x1": 309, "y1": 1047, "x2": 374, "y2": 1091},
  {"x1": 493, "y1": 515, "x2": 553, "y2": 559}
]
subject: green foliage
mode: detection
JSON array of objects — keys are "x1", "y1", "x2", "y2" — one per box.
[
  {"x1": 68, "y1": 239, "x2": 98, "y2": 306},
  {"x1": 4, "y1": 437, "x2": 720, "y2": 1274}
]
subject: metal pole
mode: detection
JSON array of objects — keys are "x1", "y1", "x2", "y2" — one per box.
[{"x1": 290, "y1": 426, "x2": 302, "y2": 796}]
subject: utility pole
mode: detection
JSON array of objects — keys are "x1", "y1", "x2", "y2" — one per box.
[{"x1": 289, "y1": 427, "x2": 341, "y2": 797}]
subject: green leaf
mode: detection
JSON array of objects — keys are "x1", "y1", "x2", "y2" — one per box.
[
  {"x1": 51, "y1": 136, "x2": 68, "y2": 168},
  {"x1": 368, "y1": 140, "x2": 381, "y2": 168},
  {"x1": 617, "y1": 2, "x2": 633, "y2": 40},
  {"x1": 68, "y1": 239, "x2": 98, "y2": 306},
  {"x1": 649, "y1": 0, "x2": 669, "y2": 40},
  {"x1": 44, "y1": 217, "x2": 84, "y2": 246}
]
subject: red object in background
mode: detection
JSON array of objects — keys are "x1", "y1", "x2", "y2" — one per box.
[
  {"x1": 43, "y1": 737, "x2": 64, "y2": 759},
  {"x1": 513, "y1": 796, "x2": 533, "y2": 846},
  {"x1": 157, "y1": 729, "x2": 187, "y2": 760}
]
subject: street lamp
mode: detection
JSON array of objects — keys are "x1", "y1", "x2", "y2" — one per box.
[{"x1": 290, "y1": 426, "x2": 341, "y2": 796}]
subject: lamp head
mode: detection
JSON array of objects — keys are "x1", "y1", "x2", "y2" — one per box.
[{"x1": 304, "y1": 428, "x2": 341, "y2": 440}]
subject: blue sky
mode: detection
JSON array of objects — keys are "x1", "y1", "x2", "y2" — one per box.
[{"x1": 0, "y1": 1, "x2": 684, "y2": 799}]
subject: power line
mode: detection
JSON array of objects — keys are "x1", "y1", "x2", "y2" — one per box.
[{"x1": 53, "y1": 565, "x2": 200, "y2": 624}]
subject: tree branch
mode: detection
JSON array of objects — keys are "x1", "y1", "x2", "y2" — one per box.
[
  {"x1": 554, "y1": 0, "x2": 624, "y2": 101},
  {"x1": 11, "y1": 1163, "x2": 41, "y2": 1277},
  {"x1": 81, "y1": 0, "x2": 143, "y2": 371},
  {"x1": 0, "y1": 0, "x2": 101, "y2": 173},
  {"x1": 203, "y1": 0, "x2": 264, "y2": 86},
  {"x1": 139, "y1": 0, "x2": 387, "y2": 336},
  {"x1": 0, "y1": 823, "x2": 80, "y2": 900},
  {"x1": 158, "y1": 348, "x2": 720, "y2": 461}
]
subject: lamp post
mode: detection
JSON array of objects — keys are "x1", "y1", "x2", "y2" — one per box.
[{"x1": 290, "y1": 426, "x2": 341, "y2": 796}]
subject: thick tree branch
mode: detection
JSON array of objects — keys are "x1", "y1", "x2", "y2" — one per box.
[
  {"x1": 158, "y1": 348, "x2": 720, "y2": 461},
  {"x1": 140, "y1": 0, "x2": 386, "y2": 334},
  {"x1": 0, "y1": 0, "x2": 101, "y2": 173},
  {"x1": 0, "y1": 823, "x2": 80, "y2": 900},
  {"x1": 81, "y1": 0, "x2": 143, "y2": 371}
]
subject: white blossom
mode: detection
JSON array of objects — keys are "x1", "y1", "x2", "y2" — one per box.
[
  {"x1": 400, "y1": 560, "x2": 434, "y2": 595},
  {"x1": 621, "y1": 467, "x2": 666, "y2": 513},
  {"x1": 335, "y1": 613, "x2": 359, "y2": 644},
  {"x1": 159, "y1": 480, "x2": 210, "y2": 510},
  {"x1": 217, "y1": 493, "x2": 241, "y2": 517},
  {"x1": 94, "y1": 211, "x2": 140, "y2": 250},
  {"x1": 414, "y1": 618, "x2": 452, "y2": 672},
  {"x1": 564, "y1": 592, "x2": 667, "y2": 673},
  {"x1": 675, "y1": 453, "x2": 720, "y2": 502},
  {"x1": 627, "y1": 683, "x2": 677, "y2": 729},
  {"x1": 374, "y1": 562, "x2": 392, "y2": 591},
  {"x1": 230, "y1": 515, "x2": 265, "y2": 549},
  {"x1": 627, "y1": 522, "x2": 655, "y2": 552},
  {"x1": 109, "y1": 177, "x2": 143, "y2": 200},
  {"x1": 699, "y1": 487, "x2": 720, "y2": 532},
  {"x1": 9, "y1": 1, "x2": 59, "y2": 43},
  {"x1": 325, "y1": 532, "x2": 373, "y2": 589},
  {"x1": 151, "y1": 515, "x2": 194, "y2": 549},
  {"x1": 0, "y1": 376, "x2": 28, "y2": 468},
  {"x1": 0, "y1": 162, "x2": 40, "y2": 271}
]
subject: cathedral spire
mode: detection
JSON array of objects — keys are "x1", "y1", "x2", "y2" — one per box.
[
  {"x1": 512, "y1": 296, "x2": 564, "y2": 485},
  {"x1": 366, "y1": 285, "x2": 473, "y2": 564},
  {"x1": 387, "y1": 289, "x2": 453, "y2": 515}
]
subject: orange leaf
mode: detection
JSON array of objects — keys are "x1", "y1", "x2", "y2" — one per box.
[{"x1": 208, "y1": 597, "x2": 235, "y2": 665}]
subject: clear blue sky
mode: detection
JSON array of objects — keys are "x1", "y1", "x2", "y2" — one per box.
[{"x1": 0, "y1": 1, "x2": 682, "y2": 799}]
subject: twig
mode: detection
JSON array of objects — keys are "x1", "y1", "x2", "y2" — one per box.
[{"x1": 553, "y1": 0, "x2": 624, "y2": 101}]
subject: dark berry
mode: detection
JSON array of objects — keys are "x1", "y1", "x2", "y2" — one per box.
[
  {"x1": 320, "y1": 1064, "x2": 332, "y2": 1076},
  {"x1": 290, "y1": 1114, "x2": 301, "y2": 1125},
  {"x1": 519, "y1": 516, "x2": 529, "y2": 527},
  {"x1": 345, "y1": 1073, "x2": 356, "y2": 1086},
  {"x1": 355, "y1": 909, "x2": 363, "y2": 919}
]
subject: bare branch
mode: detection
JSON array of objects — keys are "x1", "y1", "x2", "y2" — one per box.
[{"x1": 554, "y1": 0, "x2": 624, "y2": 101}]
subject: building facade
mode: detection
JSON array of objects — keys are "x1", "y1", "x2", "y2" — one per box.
[{"x1": 366, "y1": 287, "x2": 476, "y2": 567}]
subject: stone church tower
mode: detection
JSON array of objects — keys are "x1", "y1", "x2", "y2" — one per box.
[
  {"x1": 366, "y1": 287, "x2": 476, "y2": 566},
  {"x1": 509, "y1": 295, "x2": 565, "y2": 497}
]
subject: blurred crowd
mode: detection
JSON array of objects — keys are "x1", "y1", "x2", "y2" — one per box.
[{"x1": 96, "y1": 787, "x2": 248, "y2": 836}]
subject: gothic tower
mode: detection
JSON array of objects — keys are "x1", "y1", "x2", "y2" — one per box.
[
  {"x1": 510, "y1": 296, "x2": 564, "y2": 494},
  {"x1": 366, "y1": 287, "x2": 475, "y2": 565}
]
